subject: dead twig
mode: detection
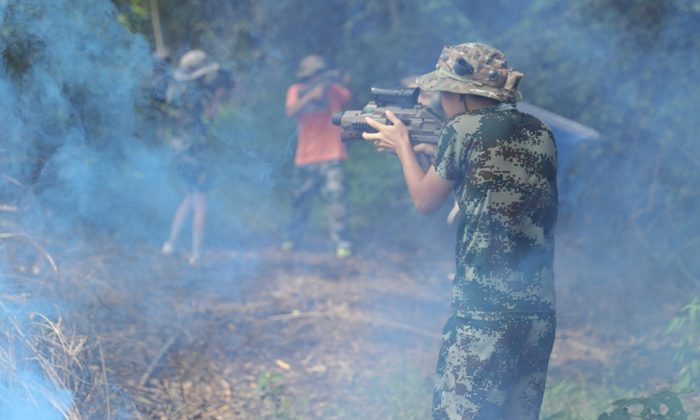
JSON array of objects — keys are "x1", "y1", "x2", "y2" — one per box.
[
  {"x1": 0, "y1": 232, "x2": 58, "y2": 272},
  {"x1": 167, "y1": 404, "x2": 190, "y2": 420},
  {"x1": 2, "y1": 172, "x2": 27, "y2": 190},
  {"x1": 0, "y1": 204, "x2": 18, "y2": 212},
  {"x1": 138, "y1": 334, "x2": 178, "y2": 387},
  {"x1": 98, "y1": 339, "x2": 111, "y2": 420},
  {"x1": 133, "y1": 395, "x2": 159, "y2": 407},
  {"x1": 0, "y1": 301, "x2": 27, "y2": 338},
  {"x1": 369, "y1": 317, "x2": 442, "y2": 340},
  {"x1": 676, "y1": 258, "x2": 700, "y2": 289}
]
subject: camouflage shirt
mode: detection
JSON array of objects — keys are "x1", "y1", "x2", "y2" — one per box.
[
  {"x1": 433, "y1": 103, "x2": 558, "y2": 318},
  {"x1": 165, "y1": 70, "x2": 233, "y2": 149}
]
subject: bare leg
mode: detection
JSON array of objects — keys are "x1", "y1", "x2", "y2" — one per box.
[
  {"x1": 163, "y1": 193, "x2": 192, "y2": 254},
  {"x1": 190, "y1": 191, "x2": 207, "y2": 263}
]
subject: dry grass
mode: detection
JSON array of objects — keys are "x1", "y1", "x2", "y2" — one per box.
[
  {"x1": 1, "y1": 214, "x2": 698, "y2": 419},
  {"x1": 0, "y1": 307, "x2": 127, "y2": 420},
  {"x1": 0, "y1": 219, "x2": 130, "y2": 419},
  {"x1": 0, "y1": 215, "x2": 449, "y2": 419}
]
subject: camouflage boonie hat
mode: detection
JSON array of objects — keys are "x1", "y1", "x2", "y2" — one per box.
[
  {"x1": 297, "y1": 55, "x2": 327, "y2": 79},
  {"x1": 416, "y1": 43, "x2": 523, "y2": 103}
]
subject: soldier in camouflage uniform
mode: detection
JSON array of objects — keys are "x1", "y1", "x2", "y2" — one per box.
[{"x1": 363, "y1": 43, "x2": 557, "y2": 420}]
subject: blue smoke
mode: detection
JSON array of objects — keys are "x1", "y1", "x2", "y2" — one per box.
[
  {"x1": 0, "y1": 0, "x2": 246, "y2": 416},
  {"x1": 2, "y1": 0, "x2": 699, "y2": 416},
  {"x1": 0, "y1": 371, "x2": 71, "y2": 420}
]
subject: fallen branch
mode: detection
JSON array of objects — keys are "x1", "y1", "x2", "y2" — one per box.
[
  {"x1": 2, "y1": 173, "x2": 27, "y2": 190},
  {"x1": 167, "y1": 404, "x2": 190, "y2": 420},
  {"x1": 138, "y1": 334, "x2": 178, "y2": 387},
  {"x1": 268, "y1": 310, "x2": 441, "y2": 340}
]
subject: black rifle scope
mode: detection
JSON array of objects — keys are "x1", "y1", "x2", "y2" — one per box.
[{"x1": 370, "y1": 86, "x2": 419, "y2": 107}]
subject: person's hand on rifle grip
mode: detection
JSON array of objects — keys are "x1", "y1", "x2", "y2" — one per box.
[
  {"x1": 304, "y1": 84, "x2": 326, "y2": 101},
  {"x1": 362, "y1": 110, "x2": 411, "y2": 156}
]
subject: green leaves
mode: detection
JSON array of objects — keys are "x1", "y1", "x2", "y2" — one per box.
[
  {"x1": 598, "y1": 406, "x2": 631, "y2": 420},
  {"x1": 256, "y1": 369, "x2": 301, "y2": 419},
  {"x1": 598, "y1": 389, "x2": 692, "y2": 420},
  {"x1": 681, "y1": 296, "x2": 700, "y2": 324},
  {"x1": 114, "y1": 0, "x2": 149, "y2": 32},
  {"x1": 665, "y1": 295, "x2": 700, "y2": 389}
]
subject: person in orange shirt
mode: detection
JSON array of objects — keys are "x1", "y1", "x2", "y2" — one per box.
[{"x1": 283, "y1": 55, "x2": 353, "y2": 257}]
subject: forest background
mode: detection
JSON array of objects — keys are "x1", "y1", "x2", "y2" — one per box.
[
  {"x1": 105, "y1": 0, "x2": 700, "y2": 259},
  {"x1": 114, "y1": 0, "x2": 700, "y2": 414},
  {"x1": 4, "y1": 0, "x2": 700, "y2": 254},
  {"x1": 2, "y1": 0, "x2": 700, "y2": 418}
]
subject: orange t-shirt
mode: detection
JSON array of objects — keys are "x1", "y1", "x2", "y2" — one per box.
[{"x1": 286, "y1": 83, "x2": 352, "y2": 166}]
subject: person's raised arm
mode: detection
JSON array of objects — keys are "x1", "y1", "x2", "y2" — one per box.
[
  {"x1": 362, "y1": 111, "x2": 454, "y2": 215},
  {"x1": 333, "y1": 81, "x2": 353, "y2": 107}
]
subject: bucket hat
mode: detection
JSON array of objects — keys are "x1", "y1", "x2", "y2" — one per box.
[
  {"x1": 173, "y1": 50, "x2": 220, "y2": 82},
  {"x1": 416, "y1": 43, "x2": 523, "y2": 103},
  {"x1": 297, "y1": 55, "x2": 327, "y2": 79}
]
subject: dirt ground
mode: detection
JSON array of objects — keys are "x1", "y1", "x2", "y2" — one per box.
[{"x1": 2, "y1": 221, "x2": 699, "y2": 419}]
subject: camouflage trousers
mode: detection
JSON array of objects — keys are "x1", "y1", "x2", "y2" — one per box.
[
  {"x1": 288, "y1": 160, "x2": 350, "y2": 248},
  {"x1": 432, "y1": 312, "x2": 556, "y2": 420}
]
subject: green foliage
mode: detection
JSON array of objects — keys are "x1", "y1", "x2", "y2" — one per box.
[
  {"x1": 1, "y1": 3, "x2": 44, "y2": 82},
  {"x1": 542, "y1": 378, "x2": 696, "y2": 420},
  {"x1": 101, "y1": 0, "x2": 700, "y2": 249},
  {"x1": 316, "y1": 362, "x2": 432, "y2": 419},
  {"x1": 361, "y1": 365, "x2": 433, "y2": 419},
  {"x1": 541, "y1": 377, "x2": 622, "y2": 420},
  {"x1": 494, "y1": 0, "x2": 700, "y2": 270},
  {"x1": 597, "y1": 389, "x2": 692, "y2": 420},
  {"x1": 665, "y1": 296, "x2": 700, "y2": 390},
  {"x1": 256, "y1": 369, "x2": 302, "y2": 420},
  {"x1": 115, "y1": 0, "x2": 149, "y2": 32}
]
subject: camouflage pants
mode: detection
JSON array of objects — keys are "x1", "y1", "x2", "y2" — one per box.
[
  {"x1": 432, "y1": 312, "x2": 556, "y2": 420},
  {"x1": 288, "y1": 160, "x2": 350, "y2": 248}
]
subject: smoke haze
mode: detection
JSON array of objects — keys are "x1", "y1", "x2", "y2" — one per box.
[{"x1": 1, "y1": 0, "x2": 699, "y2": 418}]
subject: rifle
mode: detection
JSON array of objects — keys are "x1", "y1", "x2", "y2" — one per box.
[
  {"x1": 332, "y1": 86, "x2": 445, "y2": 170},
  {"x1": 331, "y1": 86, "x2": 445, "y2": 145}
]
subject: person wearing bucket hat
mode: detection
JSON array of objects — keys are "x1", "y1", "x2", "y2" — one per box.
[
  {"x1": 173, "y1": 50, "x2": 221, "y2": 82},
  {"x1": 161, "y1": 50, "x2": 233, "y2": 266},
  {"x1": 283, "y1": 55, "x2": 353, "y2": 258},
  {"x1": 363, "y1": 43, "x2": 558, "y2": 420}
]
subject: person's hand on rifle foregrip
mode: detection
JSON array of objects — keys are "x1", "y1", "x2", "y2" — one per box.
[
  {"x1": 413, "y1": 143, "x2": 437, "y2": 157},
  {"x1": 362, "y1": 110, "x2": 412, "y2": 156}
]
